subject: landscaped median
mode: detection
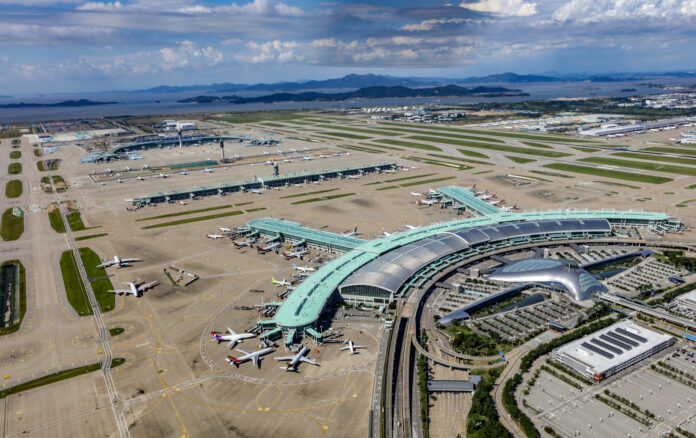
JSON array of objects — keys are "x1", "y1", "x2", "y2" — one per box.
[
  {"x1": 5, "y1": 180, "x2": 22, "y2": 198},
  {"x1": 59, "y1": 248, "x2": 115, "y2": 316},
  {"x1": 404, "y1": 135, "x2": 571, "y2": 158},
  {"x1": 141, "y1": 207, "x2": 265, "y2": 229},
  {"x1": 542, "y1": 163, "x2": 673, "y2": 184},
  {"x1": 0, "y1": 260, "x2": 27, "y2": 336},
  {"x1": 1, "y1": 208, "x2": 24, "y2": 241},
  {"x1": 9, "y1": 151, "x2": 21, "y2": 159},
  {"x1": 8, "y1": 163, "x2": 22, "y2": 175}
]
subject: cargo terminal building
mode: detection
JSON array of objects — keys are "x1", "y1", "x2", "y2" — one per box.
[{"x1": 552, "y1": 320, "x2": 674, "y2": 381}]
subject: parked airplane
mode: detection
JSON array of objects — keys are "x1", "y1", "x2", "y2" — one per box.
[
  {"x1": 293, "y1": 264, "x2": 315, "y2": 273},
  {"x1": 263, "y1": 151, "x2": 270, "y2": 155},
  {"x1": 97, "y1": 255, "x2": 141, "y2": 269},
  {"x1": 158, "y1": 173, "x2": 168, "y2": 178},
  {"x1": 480, "y1": 193, "x2": 496, "y2": 201},
  {"x1": 211, "y1": 328, "x2": 255, "y2": 348},
  {"x1": 487, "y1": 198, "x2": 504, "y2": 206},
  {"x1": 416, "y1": 199, "x2": 438, "y2": 207},
  {"x1": 204, "y1": 168, "x2": 213, "y2": 172},
  {"x1": 410, "y1": 192, "x2": 422, "y2": 196},
  {"x1": 501, "y1": 204, "x2": 519, "y2": 212},
  {"x1": 137, "y1": 176, "x2": 145, "y2": 181},
  {"x1": 257, "y1": 242, "x2": 281, "y2": 254},
  {"x1": 218, "y1": 227, "x2": 232, "y2": 232},
  {"x1": 275, "y1": 346, "x2": 319, "y2": 371},
  {"x1": 226, "y1": 347, "x2": 274, "y2": 368},
  {"x1": 206, "y1": 233, "x2": 225, "y2": 239},
  {"x1": 465, "y1": 184, "x2": 477, "y2": 191},
  {"x1": 272, "y1": 277, "x2": 291, "y2": 287},
  {"x1": 250, "y1": 188, "x2": 264, "y2": 194},
  {"x1": 281, "y1": 249, "x2": 308, "y2": 260},
  {"x1": 381, "y1": 227, "x2": 392, "y2": 237},
  {"x1": 233, "y1": 237, "x2": 257, "y2": 248},
  {"x1": 290, "y1": 148, "x2": 297, "y2": 153},
  {"x1": 405, "y1": 223, "x2": 421, "y2": 230},
  {"x1": 303, "y1": 155, "x2": 312, "y2": 160},
  {"x1": 342, "y1": 227, "x2": 358, "y2": 237},
  {"x1": 108, "y1": 280, "x2": 158, "y2": 296},
  {"x1": 180, "y1": 171, "x2": 187, "y2": 175},
  {"x1": 340, "y1": 340, "x2": 366, "y2": 355},
  {"x1": 347, "y1": 175, "x2": 361, "y2": 179}
]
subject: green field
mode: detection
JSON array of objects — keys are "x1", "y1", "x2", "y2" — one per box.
[
  {"x1": 33, "y1": 149, "x2": 41, "y2": 157},
  {"x1": 641, "y1": 146, "x2": 696, "y2": 155},
  {"x1": 405, "y1": 135, "x2": 571, "y2": 158},
  {"x1": 78, "y1": 248, "x2": 115, "y2": 313},
  {"x1": 66, "y1": 209, "x2": 91, "y2": 232},
  {"x1": 315, "y1": 131, "x2": 371, "y2": 140},
  {"x1": 429, "y1": 152, "x2": 491, "y2": 165},
  {"x1": 314, "y1": 125, "x2": 402, "y2": 137},
  {"x1": 456, "y1": 149, "x2": 489, "y2": 159},
  {"x1": 529, "y1": 170, "x2": 574, "y2": 179},
  {"x1": 109, "y1": 327, "x2": 125, "y2": 336},
  {"x1": 372, "y1": 138, "x2": 442, "y2": 151},
  {"x1": 519, "y1": 141, "x2": 554, "y2": 149},
  {"x1": 542, "y1": 163, "x2": 672, "y2": 184},
  {"x1": 136, "y1": 205, "x2": 234, "y2": 221},
  {"x1": 280, "y1": 188, "x2": 339, "y2": 199},
  {"x1": 473, "y1": 170, "x2": 494, "y2": 175},
  {"x1": 60, "y1": 250, "x2": 92, "y2": 316},
  {"x1": 9, "y1": 151, "x2": 21, "y2": 159},
  {"x1": 214, "y1": 112, "x2": 307, "y2": 124},
  {"x1": 505, "y1": 155, "x2": 536, "y2": 164},
  {"x1": 48, "y1": 207, "x2": 65, "y2": 233},
  {"x1": 359, "y1": 142, "x2": 404, "y2": 151},
  {"x1": 75, "y1": 233, "x2": 108, "y2": 241},
  {"x1": 0, "y1": 363, "x2": 102, "y2": 399},
  {"x1": 141, "y1": 208, "x2": 265, "y2": 229},
  {"x1": 374, "y1": 126, "x2": 505, "y2": 143},
  {"x1": 0, "y1": 261, "x2": 27, "y2": 336},
  {"x1": 8, "y1": 163, "x2": 21, "y2": 174},
  {"x1": 376, "y1": 176, "x2": 456, "y2": 190},
  {"x1": 1, "y1": 208, "x2": 24, "y2": 241},
  {"x1": 0, "y1": 130, "x2": 20, "y2": 139},
  {"x1": 613, "y1": 151, "x2": 696, "y2": 166},
  {"x1": 291, "y1": 193, "x2": 355, "y2": 204},
  {"x1": 579, "y1": 157, "x2": 696, "y2": 177},
  {"x1": 571, "y1": 146, "x2": 599, "y2": 153},
  {"x1": 406, "y1": 156, "x2": 473, "y2": 170},
  {"x1": 338, "y1": 144, "x2": 382, "y2": 154},
  {"x1": 5, "y1": 180, "x2": 22, "y2": 198}
]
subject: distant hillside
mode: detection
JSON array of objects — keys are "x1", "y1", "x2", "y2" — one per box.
[
  {"x1": 178, "y1": 85, "x2": 528, "y2": 104},
  {"x1": 0, "y1": 99, "x2": 117, "y2": 108}
]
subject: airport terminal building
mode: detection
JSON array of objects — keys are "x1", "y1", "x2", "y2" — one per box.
[{"x1": 552, "y1": 320, "x2": 674, "y2": 381}]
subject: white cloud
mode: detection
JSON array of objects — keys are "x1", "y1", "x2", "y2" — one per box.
[
  {"x1": 241, "y1": 40, "x2": 303, "y2": 64},
  {"x1": 77, "y1": 1, "x2": 123, "y2": 11},
  {"x1": 159, "y1": 40, "x2": 222, "y2": 70},
  {"x1": 552, "y1": 0, "x2": 696, "y2": 23},
  {"x1": 76, "y1": 0, "x2": 304, "y2": 16},
  {"x1": 461, "y1": 0, "x2": 537, "y2": 17},
  {"x1": 401, "y1": 18, "x2": 466, "y2": 31},
  {"x1": 0, "y1": 23, "x2": 116, "y2": 45}
]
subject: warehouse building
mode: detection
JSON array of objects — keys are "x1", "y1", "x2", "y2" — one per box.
[{"x1": 552, "y1": 320, "x2": 674, "y2": 381}]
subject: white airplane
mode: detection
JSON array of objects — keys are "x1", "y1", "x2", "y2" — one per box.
[
  {"x1": 250, "y1": 188, "x2": 263, "y2": 194},
  {"x1": 410, "y1": 191, "x2": 422, "y2": 196},
  {"x1": 158, "y1": 173, "x2": 169, "y2": 178},
  {"x1": 319, "y1": 154, "x2": 327, "y2": 159},
  {"x1": 427, "y1": 188, "x2": 438, "y2": 196},
  {"x1": 226, "y1": 347, "x2": 274, "y2": 368},
  {"x1": 257, "y1": 242, "x2": 281, "y2": 254},
  {"x1": 416, "y1": 199, "x2": 438, "y2": 207},
  {"x1": 293, "y1": 264, "x2": 315, "y2": 273},
  {"x1": 465, "y1": 184, "x2": 477, "y2": 191},
  {"x1": 405, "y1": 223, "x2": 421, "y2": 230},
  {"x1": 487, "y1": 198, "x2": 504, "y2": 206},
  {"x1": 180, "y1": 171, "x2": 187, "y2": 175},
  {"x1": 108, "y1": 280, "x2": 158, "y2": 297},
  {"x1": 480, "y1": 192, "x2": 496, "y2": 201},
  {"x1": 501, "y1": 204, "x2": 519, "y2": 212},
  {"x1": 97, "y1": 255, "x2": 141, "y2": 269},
  {"x1": 347, "y1": 175, "x2": 361, "y2": 179},
  {"x1": 204, "y1": 168, "x2": 213, "y2": 172},
  {"x1": 272, "y1": 277, "x2": 292, "y2": 287},
  {"x1": 290, "y1": 148, "x2": 297, "y2": 153},
  {"x1": 210, "y1": 327, "x2": 255, "y2": 348},
  {"x1": 303, "y1": 155, "x2": 312, "y2": 161},
  {"x1": 282, "y1": 249, "x2": 308, "y2": 260},
  {"x1": 218, "y1": 227, "x2": 232, "y2": 232},
  {"x1": 137, "y1": 176, "x2": 145, "y2": 181},
  {"x1": 474, "y1": 189, "x2": 487, "y2": 196},
  {"x1": 340, "y1": 340, "x2": 366, "y2": 355},
  {"x1": 275, "y1": 346, "x2": 319, "y2": 371},
  {"x1": 342, "y1": 227, "x2": 358, "y2": 237},
  {"x1": 106, "y1": 168, "x2": 113, "y2": 173},
  {"x1": 264, "y1": 160, "x2": 273, "y2": 165},
  {"x1": 206, "y1": 233, "x2": 225, "y2": 239},
  {"x1": 381, "y1": 227, "x2": 392, "y2": 237},
  {"x1": 263, "y1": 151, "x2": 270, "y2": 155},
  {"x1": 125, "y1": 166, "x2": 131, "y2": 171},
  {"x1": 233, "y1": 237, "x2": 256, "y2": 248}
]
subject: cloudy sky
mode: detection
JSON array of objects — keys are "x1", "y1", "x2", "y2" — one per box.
[{"x1": 1, "y1": 0, "x2": 695, "y2": 93}]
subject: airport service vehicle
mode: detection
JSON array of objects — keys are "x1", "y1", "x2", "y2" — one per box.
[
  {"x1": 275, "y1": 346, "x2": 319, "y2": 371},
  {"x1": 206, "y1": 233, "x2": 225, "y2": 239},
  {"x1": 226, "y1": 347, "x2": 274, "y2": 368},
  {"x1": 282, "y1": 249, "x2": 308, "y2": 260},
  {"x1": 108, "y1": 280, "x2": 158, "y2": 297},
  {"x1": 233, "y1": 238, "x2": 257, "y2": 248},
  {"x1": 342, "y1": 227, "x2": 358, "y2": 237},
  {"x1": 257, "y1": 242, "x2": 281, "y2": 254},
  {"x1": 293, "y1": 264, "x2": 315, "y2": 273},
  {"x1": 211, "y1": 328, "x2": 255, "y2": 348},
  {"x1": 340, "y1": 340, "x2": 366, "y2": 355},
  {"x1": 97, "y1": 255, "x2": 141, "y2": 269},
  {"x1": 272, "y1": 277, "x2": 291, "y2": 287}
]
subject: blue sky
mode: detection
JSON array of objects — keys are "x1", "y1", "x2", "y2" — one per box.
[{"x1": 0, "y1": 0, "x2": 694, "y2": 93}]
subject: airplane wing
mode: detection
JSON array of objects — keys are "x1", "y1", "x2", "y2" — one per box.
[
  {"x1": 274, "y1": 355, "x2": 295, "y2": 361},
  {"x1": 227, "y1": 327, "x2": 238, "y2": 336},
  {"x1": 140, "y1": 281, "x2": 159, "y2": 291},
  {"x1": 121, "y1": 258, "x2": 141, "y2": 263},
  {"x1": 108, "y1": 289, "x2": 130, "y2": 294},
  {"x1": 339, "y1": 346, "x2": 350, "y2": 351},
  {"x1": 300, "y1": 357, "x2": 318, "y2": 366},
  {"x1": 354, "y1": 345, "x2": 365, "y2": 349},
  {"x1": 251, "y1": 355, "x2": 260, "y2": 368},
  {"x1": 236, "y1": 349, "x2": 250, "y2": 355},
  {"x1": 98, "y1": 261, "x2": 115, "y2": 268}
]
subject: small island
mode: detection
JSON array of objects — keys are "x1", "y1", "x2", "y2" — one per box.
[{"x1": 0, "y1": 99, "x2": 118, "y2": 109}]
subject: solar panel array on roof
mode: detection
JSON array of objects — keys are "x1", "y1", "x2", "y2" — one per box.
[
  {"x1": 615, "y1": 327, "x2": 648, "y2": 343},
  {"x1": 582, "y1": 342, "x2": 614, "y2": 359},
  {"x1": 583, "y1": 327, "x2": 650, "y2": 359}
]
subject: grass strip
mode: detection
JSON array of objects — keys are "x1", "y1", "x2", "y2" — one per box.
[
  {"x1": 9, "y1": 151, "x2": 21, "y2": 159},
  {"x1": 406, "y1": 135, "x2": 571, "y2": 158},
  {"x1": 398, "y1": 176, "x2": 456, "y2": 187},
  {"x1": 642, "y1": 146, "x2": 696, "y2": 155},
  {"x1": 48, "y1": 207, "x2": 65, "y2": 233},
  {"x1": 66, "y1": 209, "x2": 91, "y2": 232},
  {"x1": 0, "y1": 130, "x2": 20, "y2": 139},
  {"x1": 373, "y1": 138, "x2": 442, "y2": 151},
  {"x1": 59, "y1": 250, "x2": 92, "y2": 316},
  {"x1": 406, "y1": 156, "x2": 472, "y2": 170},
  {"x1": 75, "y1": 233, "x2": 108, "y2": 241},
  {"x1": 593, "y1": 180, "x2": 641, "y2": 189},
  {"x1": 109, "y1": 327, "x2": 125, "y2": 336},
  {"x1": 456, "y1": 149, "x2": 489, "y2": 159},
  {"x1": 542, "y1": 163, "x2": 672, "y2": 184},
  {"x1": 142, "y1": 208, "x2": 264, "y2": 229},
  {"x1": 234, "y1": 202, "x2": 253, "y2": 206},
  {"x1": 430, "y1": 151, "x2": 491, "y2": 165},
  {"x1": 314, "y1": 124, "x2": 402, "y2": 137},
  {"x1": 5, "y1": 180, "x2": 22, "y2": 198},
  {"x1": 0, "y1": 363, "x2": 102, "y2": 399},
  {"x1": 613, "y1": 151, "x2": 696, "y2": 166},
  {"x1": 359, "y1": 142, "x2": 404, "y2": 151},
  {"x1": 215, "y1": 112, "x2": 308, "y2": 124},
  {"x1": 33, "y1": 149, "x2": 42, "y2": 157},
  {"x1": 8, "y1": 163, "x2": 21, "y2": 174},
  {"x1": 315, "y1": 131, "x2": 371, "y2": 140},
  {"x1": 529, "y1": 170, "x2": 574, "y2": 179},
  {"x1": 571, "y1": 146, "x2": 599, "y2": 153},
  {"x1": 519, "y1": 141, "x2": 554, "y2": 149},
  {"x1": 136, "y1": 205, "x2": 234, "y2": 221},
  {"x1": 0, "y1": 261, "x2": 26, "y2": 336},
  {"x1": 474, "y1": 170, "x2": 494, "y2": 175},
  {"x1": 78, "y1": 248, "x2": 115, "y2": 313},
  {"x1": 505, "y1": 155, "x2": 536, "y2": 164},
  {"x1": 338, "y1": 144, "x2": 382, "y2": 154},
  {"x1": 280, "y1": 189, "x2": 339, "y2": 199},
  {"x1": 383, "y1": 173, "x2": 437, "y2": 183},
  {"x1": 290, "y1": 193, "x2": 355, "y2": 204},
  {"x1": 579, "y1": 156, "x2": 696, "y2": 176},
  {"x1": 1, "y1": 208, "x2": 24, "y2": 241},
  {"x1": 374, "y1": 126, "x2": 505, "y2": 143}
]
